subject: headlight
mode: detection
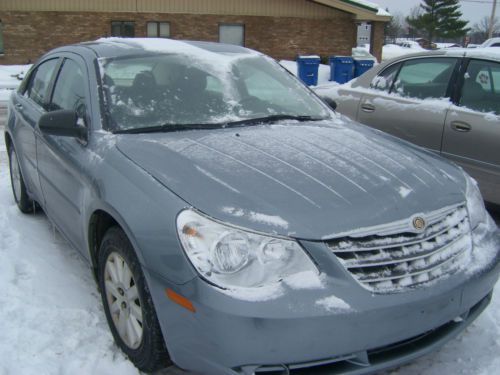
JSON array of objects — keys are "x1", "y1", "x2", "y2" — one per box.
[
  {"x1": 176, "y1": 209, "x2": 318, "y2": 289},
  {"x1": 465, "y1": 174, "x2": 487, "y2": 230}
]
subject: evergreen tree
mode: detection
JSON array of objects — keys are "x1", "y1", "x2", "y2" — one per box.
[{"x1": 406, "y1": 0, "x2": 470, "y2": 43}]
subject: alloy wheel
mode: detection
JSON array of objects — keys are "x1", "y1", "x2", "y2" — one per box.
[{"x1": 104, "y1": 251, "x2": 144, "y2": 349}]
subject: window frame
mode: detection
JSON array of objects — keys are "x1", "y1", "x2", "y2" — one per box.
[
  {"x1": 0, "y1": 19, "x2": 4, "y2": 54},
  {"x1": 370, "y1": 61, "x2": 402, "y2": 92},
  {"x1": 146, "y1": 21, "x2": 170, "y2": 38},
  {"x1": 49, "y1": 57, "x2": 89, "y2": 118},
  {"x1": 456, "y1": 57, "x2": 500, "y2": 115},
  {"x1": 23, "y1": 57, "x2": 62, "y2": 110},
  {"x1": 218, "y1": 23, "x2": 245, "y2": 46},
  {"x1": 111, "y1": 21, "x2": 135, "y2": 37},
  {"x1": 375, "y1": 56, "x2": 460, "y2": 100}
]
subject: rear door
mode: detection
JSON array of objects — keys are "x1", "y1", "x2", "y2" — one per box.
[
  {"x1": 442, "y1": 58, "x2": 500, "y2": 204},
  {"x1": 357, "y1": 57, "x2": 459, "y2": 152},
  {"x1": 10, "y1": 58, "x2": 60, "y2": 203},
  {"x1": 36, "y1": 54, "x2": 91, "y2": 248}
]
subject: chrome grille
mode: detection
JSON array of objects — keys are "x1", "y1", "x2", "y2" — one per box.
[{"x1": 327, "y1": 205, "x2": 472, "y2": 292}]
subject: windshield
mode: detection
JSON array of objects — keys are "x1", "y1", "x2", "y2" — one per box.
[{"x1": 99, "y1": 53, "x2": 330, "y2": 131}]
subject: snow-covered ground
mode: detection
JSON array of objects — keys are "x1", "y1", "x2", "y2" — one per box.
[
  {"x1": 0, "y1": 65, "x2": 31, "y2": 102},
  {"x1": 0, "y1": 129, "x2": 499, "y2": 374}
]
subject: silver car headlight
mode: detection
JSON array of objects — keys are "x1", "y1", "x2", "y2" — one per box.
[
  {"x1": 465, "y1": 174, "x2": 487, "y2": 230},
  {"x1": 176, "y1": 209, "x2": 318, "y2": 289}
]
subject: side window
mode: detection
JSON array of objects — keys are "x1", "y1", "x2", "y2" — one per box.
[
  {"x1": 392, "y1": 58, "x2": 457, "y2": 99},
  {"x1": 460, "y1": 60, "x2": 500, "y2": 115},
  {"x1": 219, "y1": 24, "x2": 245, "y2": 46},
  {"x1": 25, "y1": 59, "x2": 59, "y2": 108},
  {"x1": 50, "y1": 59, "x2": 88, "y2": 119},
  {"x1": 111, "y1": 21, "x2": 135, "y2": 37},
  {"x1": 370, "y1": 63, "x2": 400, "y2": 92},
  {"x1": 147, "y1": 22, "x2": 170, "y2": 38}
]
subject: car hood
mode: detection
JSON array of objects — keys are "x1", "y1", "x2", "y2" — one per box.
[{"x1": 116, "y1": 119, "x2": 466, "y2": 240}]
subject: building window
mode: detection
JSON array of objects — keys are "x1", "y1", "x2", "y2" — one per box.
[
  {"x1": 0, "y1": 20, "x2": 4, "y2": 54},
  {"x1": 219, "y1": 24, "x2": 244, "y2": 46},
  {"x1": 147, "y1": 22, "x2": 170, "y2": 38},
  {"x1": 111, "y1": 21, "x2": 135, "y2": 37}
]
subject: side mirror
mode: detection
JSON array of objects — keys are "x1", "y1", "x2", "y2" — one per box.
[
  {"x1": 38, "y1": 110, "x2": 87, "y2": 140},
  {"x1": 322, "y1": 97, "x2": 337, "y2": 111}
]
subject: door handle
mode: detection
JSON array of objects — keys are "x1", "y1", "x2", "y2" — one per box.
[
  {"x1": 361, "y1": 103, "x2": 375, "y2": 113},
  {"x1": 15, "y1": 103, "x2": 23, "y2": 110},
  {"x1": 450, "y1": 121, "x2": 471, "y2": 132}
]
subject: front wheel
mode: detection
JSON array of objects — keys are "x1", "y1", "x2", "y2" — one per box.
[
  {"x1": 98, "y1": 227, "x2": 171, "y2": 372},
  {"x1": 8, "y1": 146, "x2": 33, "y2": 213}
]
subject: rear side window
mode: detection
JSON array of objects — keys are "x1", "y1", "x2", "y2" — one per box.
[
  {"x1": 25, "y1": 59, "x2": 59, "y2": 108},
  {"x1": 371, "y1": 63, "x2": 400, "y2": 91},
  {"x1": 460, "y1": 59, "x2": 500, "y2": 115},
  {"x1": 50, "y1": 58, "x2": 87, "y2": 118},
  {"x1": 392, "y1": 58, "x2": 457, "y2": 99}
]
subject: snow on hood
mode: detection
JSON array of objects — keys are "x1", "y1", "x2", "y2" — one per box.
[{"x1": 116, "y1": 119, "x2": 466, "y2": 240}]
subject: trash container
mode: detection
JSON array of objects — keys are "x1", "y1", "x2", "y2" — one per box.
[
  {"x1": 329, "y1": 56, "x2": 354, "y2": 84},
  {"x1": 297, "y1": 56, "x2": 321, "y2": 86},
  {"x1": 354, "y1": 59, "x2": 375, "y2": 78}
]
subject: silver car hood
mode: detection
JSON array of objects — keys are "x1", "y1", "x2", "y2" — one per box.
[{"x1": 116, "y1": 120, "x2": 466, "y2": 240}]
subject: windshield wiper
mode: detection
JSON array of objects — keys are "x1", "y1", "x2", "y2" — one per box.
[
  {"x1": 113, "y1": 115, "x2": 324, "y2": 134},
  {"x1": 224, "y1": 115, "x2": 324, "y2": 128},
  {"x1": 113, "y1": 123, "x2": 220, "y2": 134}
]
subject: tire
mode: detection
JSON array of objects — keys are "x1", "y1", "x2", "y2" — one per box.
[
  {"x1": 98, "y1": 226, "x2": 171, "y2": 373},
  {"x1": 8, "y1": 145, "x2": 33, "y2": 213}
]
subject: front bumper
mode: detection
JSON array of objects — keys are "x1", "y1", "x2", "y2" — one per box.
[{"x1": 146, "y1": 226, "x2": 500, "y2": 375}]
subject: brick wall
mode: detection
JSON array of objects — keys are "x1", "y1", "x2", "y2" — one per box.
[
  {"x1": 369, "y1": 21, "x2": 384, "y2": 63},
  {"x1": 0, "y1": 10, "x2": 357, "y2": 64}
]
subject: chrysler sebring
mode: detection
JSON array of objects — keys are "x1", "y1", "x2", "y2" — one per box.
[{"x1": 4, "y1": 38, "x2": 500, "y2": 374}]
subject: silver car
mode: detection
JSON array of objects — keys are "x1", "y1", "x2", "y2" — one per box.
[
  {"x1": 316, "y1": 48, "x2": 500, "y2": 205},
  {"x1": 4, "y1": 39, "x2": 500, "y2": 375}
]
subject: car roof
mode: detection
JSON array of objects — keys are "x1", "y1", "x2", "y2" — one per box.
[
  {"x1": 50, "y1": 38, "x2": 257, "y2": 60},
  {"x1": 386, "y1": 47, "x2": 500, "y2": 63}
]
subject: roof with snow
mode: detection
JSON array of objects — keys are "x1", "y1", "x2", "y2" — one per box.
[{"x1": 313, "y1": 0, "x2": 391, "y2": 21}]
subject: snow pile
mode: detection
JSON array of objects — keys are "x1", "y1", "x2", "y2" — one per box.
[
  {"x1": 316, "y1": 295, "x2": 351, "y2": 311},
  {"x1": 248, "y1": 212, "x2": 289, "y2": 229},
  {"x1": 0, "y1": 65, "x2": 31, "y2": 101},
  {"x1": 284, "y1": 271, "x2": 324, "y2": 290},
  {"x1": 382, "y1": 44, "x2": 425, "y2": 61},
  {"x1": 221, "y1": 207, "x2": 290, "y2": 229}
]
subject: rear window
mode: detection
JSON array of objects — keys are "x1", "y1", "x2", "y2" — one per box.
[{"x1": 392, "y1": 58, "x2": 457, "y2": 99}]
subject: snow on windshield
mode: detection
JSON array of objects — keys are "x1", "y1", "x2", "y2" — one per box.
[{"x1": 97, "y1": 38, "x2": 330, "y2": 131}]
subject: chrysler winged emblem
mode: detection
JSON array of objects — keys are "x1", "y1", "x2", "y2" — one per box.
[{"x1": 412, "y1": 216, "x2": 426, "y2": 231}]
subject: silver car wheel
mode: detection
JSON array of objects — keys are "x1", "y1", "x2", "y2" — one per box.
[
  {"x1": 104, "y1": 251, "x2": 143, "y2": 350},
  {"x1": 9, "y1": 149, "x2": 22, "y2": 203}
]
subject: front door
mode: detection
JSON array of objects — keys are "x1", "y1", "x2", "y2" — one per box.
[{"x1": 36, "y1": 56, "x2": 91, "y2": 248}]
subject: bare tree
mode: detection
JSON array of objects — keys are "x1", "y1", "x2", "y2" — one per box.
[
  {"x1": 385, "y1": 12, "x2": 406, "y2": 42},
  {"x1": 472, "y1": 16, "x2": 500, "y2": 41},
  {"x1": 407, "y1": 5, "x2": 424, "y2": 38}
]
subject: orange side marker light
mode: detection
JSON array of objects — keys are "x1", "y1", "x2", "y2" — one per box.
[{"x1": 166, "y1": 288, "x2": 196, "y2": 313}]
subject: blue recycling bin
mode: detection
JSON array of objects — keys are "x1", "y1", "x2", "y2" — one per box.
[
  {"x1": 297, "y1": 56, "x2": 321, "y2": 86},
  {"x1": 329, "y1": 56, "x2": 354, "y2": 84},
  {"x1": 354, "y1": 59, "x2": 375, "y2": 78}
]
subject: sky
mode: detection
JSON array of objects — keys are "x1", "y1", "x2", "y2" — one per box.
[{"x1": 372, "y1": 0, "x2": 495, "y2": 27}]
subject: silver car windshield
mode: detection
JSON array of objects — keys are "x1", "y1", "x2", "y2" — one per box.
[{"x1": 99, "y1": 54, "x2": 330, "y2": 131}]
